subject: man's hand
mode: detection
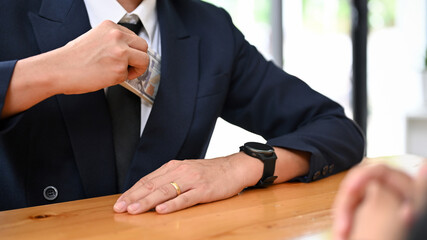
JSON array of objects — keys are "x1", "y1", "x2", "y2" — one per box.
[
  {"x1": 113, "y1": 147, "x2": 310, "y2": 215},
  {"x1": 113, "y1": 153, "x2": 262, "y2": 214},
  {"x1": 52, "y1": 20, "x2": 149, "y2": 94},
  {"x1": 2, "y1": 20, "x2": 149, "y2": 118}
]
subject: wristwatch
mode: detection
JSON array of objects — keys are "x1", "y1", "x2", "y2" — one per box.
[{"x1": 239, "y1": 142, "x2": 278, "y2": 188}]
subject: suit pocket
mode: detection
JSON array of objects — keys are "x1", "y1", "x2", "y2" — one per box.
[{"x1": 196, "y1": 73, "x2": 230, "y2": 99}]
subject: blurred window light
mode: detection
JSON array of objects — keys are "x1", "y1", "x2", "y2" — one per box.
[{"x1": 202, "y1": 0, "x2": 426, "y2": 158}]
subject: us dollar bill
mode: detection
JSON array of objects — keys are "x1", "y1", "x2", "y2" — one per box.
[{"x1": 120, "y1": 48, "x2": 161, "y2": 104}]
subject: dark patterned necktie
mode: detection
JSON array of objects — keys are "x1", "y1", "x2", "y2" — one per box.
[{"x1": 107, "y1": 16, "x2": 143, "y2": 190}]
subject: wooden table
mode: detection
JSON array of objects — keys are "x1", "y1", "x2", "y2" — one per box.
[{"x1": 0, "y1": 155, "x2": 424, "y2": 240}]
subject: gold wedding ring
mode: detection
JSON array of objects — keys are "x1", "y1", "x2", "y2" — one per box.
[{"x1": 170, "y1": 182, "x2": 181, "y2": 196}]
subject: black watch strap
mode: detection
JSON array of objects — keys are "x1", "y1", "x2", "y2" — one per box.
[{"x1": 240, "y1": 142, "x2": 278, "y2": 188}]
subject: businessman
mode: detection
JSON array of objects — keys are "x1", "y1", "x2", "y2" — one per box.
[{"x1": 0, "y1": 0, "x2": 364, "y2": 214}]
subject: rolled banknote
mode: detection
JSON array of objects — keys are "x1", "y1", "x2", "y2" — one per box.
[{"x1": 120, "y1": 48, "x2": 161, "y2": 104}]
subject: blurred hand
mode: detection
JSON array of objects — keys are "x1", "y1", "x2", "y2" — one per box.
[
  {"x1": 348, "y1": 180, "x2": 407, "y2": 240},
  {"x1": 333, "y1": 163, "x2": 427, "y2": 240},
  {"x1": 332, "y1": 164, "x2": 415, "y2": 240}
]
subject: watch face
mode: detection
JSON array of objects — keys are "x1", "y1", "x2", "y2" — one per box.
[{"x1": 245, "y1": 142, "x2": 274, "y2": 153}]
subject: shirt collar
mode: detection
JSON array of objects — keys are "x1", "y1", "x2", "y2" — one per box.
[{"x1": 84, "y1": 0, "x2": 157, "y2": 41}]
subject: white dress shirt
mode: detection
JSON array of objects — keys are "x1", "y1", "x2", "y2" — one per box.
[{"x1": 83, "y1": 0, "x2": 161, "y2": 136}]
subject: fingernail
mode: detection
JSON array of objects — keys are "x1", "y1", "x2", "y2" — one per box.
[
  {"x1": 128, "y1": 203, "x2": 141, "y2": 213},
  {"x1": 156, "y1": 204, "x2": 167, "y2": 212},
  {"x1": 114, "y1": 201, "x2": 126, "y2": 212}
]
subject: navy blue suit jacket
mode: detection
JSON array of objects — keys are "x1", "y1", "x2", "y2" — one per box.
[{"x1": 0, "y1": 0, "x2": 364, "y2": 211}]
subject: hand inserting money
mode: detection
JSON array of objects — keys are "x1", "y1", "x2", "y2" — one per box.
[{"x1": 120, "y1": 48, "x2": 161, "y2": 105}]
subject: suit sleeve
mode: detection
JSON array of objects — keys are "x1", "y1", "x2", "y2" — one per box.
[
  {"x1": 0, "y1": 60, "x2": 24, "y2": 133},
  {"x1": 220, "y1": 12, "x2": 365, "y2": 183}
]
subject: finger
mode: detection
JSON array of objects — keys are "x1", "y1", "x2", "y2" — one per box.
[
  {"x1": 155, "y1": 189, "x2": 200, "y2": 214},
  {"x1": 349, "y1": 181, "x2": 404, "y2": 240},
  {"x1": 113, "y1": 23, "x2": 148, "y2": 52},
  {"x1": 119, "y1": 161, "x2": 181, "y2": 199},
  {"x1": 333, "y1": 164, "x2": 413, "y2": 240},
  {"x1": 103, "y1": 21, "x2": 148, "y2": 53},
  {"x1": 335, "y1": 164, "x2": 413, "y2": 216},
  {"x1": 414, "y1": 164, "x2": 427, "y2": 212},
  {"x1": 399, "y1": 165, "x2": 427, "y2": 236},
  {"x1": 396, "y1": 165, "x2": 427, "y2": 227},
  {"x1": 127, "y1": 181, "x2": 186, "y2": 215},
  {"x1": 100, "y1": 20, "x2": 140, "y2": 42},
  {"x1": 333, "y1": 166, "x2": 378, "y2": 240},
  {"x1": 114, "y1": 160, "x2": 191, "y2": 213},
  {"x1": 111, "y1": 33, "x2": 148, "y2": 81},
  {"x1": 114, "y1": 162, "x2": 184, "y2": 212},
  {"x1": 364, "y1": 180, "x2": 403, "y2": 208},
  {"x1": 115, "y1": 22, "x2": 139, "y2": 36},
  {"x1": 127, "y1": 36, "x2": 148, "y2": 52},
  {"x1": 127, "y1": 50, "x2": 149, "y2": 80},
  {"x1": 114, "y1": 177, "x2": 168, "y2": 213}
]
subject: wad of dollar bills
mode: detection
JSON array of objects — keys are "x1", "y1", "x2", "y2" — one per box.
[{"x1": 120, "y1": 48, "x2": 161, "y2": 105}]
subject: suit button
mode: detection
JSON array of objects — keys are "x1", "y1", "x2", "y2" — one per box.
[
  {"x1": 43, "y1": 186, "x2": 58, "y2": 201},
  {"x1": 322, "y1": 166, "x2": 329, "y2": 176},
  {"x1": 329, "y1": 164, "x2": 335, "y2": 174},
  {"x1": 313, "y1": 171, "x2": 321, "y2": 180}
]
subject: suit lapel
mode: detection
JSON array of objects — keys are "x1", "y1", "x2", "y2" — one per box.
[
  {"x1": 28, "y1": 0, "x2": 91, "y2": 52},
  {"x1": 126, "y1": 0, "x2": 200, "y2": 189},
  {"x1": 29, "y1": 0, "x2": 117, "y2": 196}
]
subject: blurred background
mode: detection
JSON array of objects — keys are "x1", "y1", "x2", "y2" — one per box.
[{"x1": 203, "y1": 0, "x2": 427, "y2": 159}]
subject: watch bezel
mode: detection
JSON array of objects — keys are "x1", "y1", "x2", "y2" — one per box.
[
  {"x1": 243, "y1": 142, "x2": 275, "y2": 156},
  {"x1": 240, "y1": 142, "x2": 278, "y2": 188}
]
